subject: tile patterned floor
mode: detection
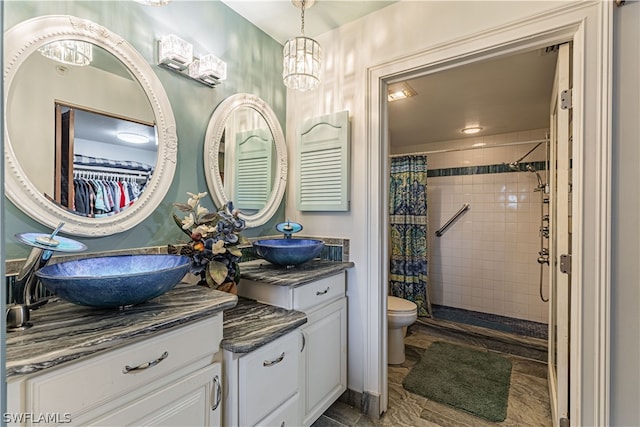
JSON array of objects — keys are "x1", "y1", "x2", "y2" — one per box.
[{"x1": 313, "y1": 322, "x2": 552, "y2": 427}]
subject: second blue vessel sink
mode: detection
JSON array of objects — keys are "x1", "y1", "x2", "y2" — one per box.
[
  {"x1": 36, "y1": 254, "x2": 191, "y2": 308},
  {"x1": 253, "y1": 239, "x2": 324, "y2": 267}
]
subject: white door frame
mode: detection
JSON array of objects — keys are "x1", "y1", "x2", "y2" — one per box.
[{"x1": 365, "y1": 2, "x2": 612, "y2": 425}]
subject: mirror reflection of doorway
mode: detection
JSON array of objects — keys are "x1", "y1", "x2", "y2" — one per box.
[
  {"x1": 53, "y1": 102, "x2": 157, "y2": 217},
  {"x1": 55, "y1": 104, "x2": 74, "y2": 208}
]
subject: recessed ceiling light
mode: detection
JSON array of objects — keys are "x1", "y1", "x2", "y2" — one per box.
[
  {"x1": 117, "y1": 132, "x2": 149, "y2": 144},
  {"x1": 461, "y1": 127, "x2": 483, "y2": 135}
]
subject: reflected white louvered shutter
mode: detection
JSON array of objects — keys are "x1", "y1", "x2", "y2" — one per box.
[
  {"x1": 234, "y1": 129, "x2": 273, "y2": 210},
  {"x1": 296, "y1": 111, "x2": 350, "y2": 211}
]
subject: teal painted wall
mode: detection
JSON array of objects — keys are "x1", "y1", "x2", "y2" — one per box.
[{"x1": 3, "y1": 1, "x2": 286, "y2": 260}]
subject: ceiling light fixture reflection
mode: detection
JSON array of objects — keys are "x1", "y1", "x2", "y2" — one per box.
[
  {"x1": 38, "y1": 40, "x2": 93, "y2": 67},
  {"x1": 461, "y1": 126, "x2": 483, "y2": 135},
  {"x1": 117, "y1": 132, "x2": 150, "y2": 144}
]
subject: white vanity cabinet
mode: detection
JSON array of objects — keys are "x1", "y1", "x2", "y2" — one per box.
[
  {"x1": 238, "y1": 272, "x2": 348, "y2": 426},
  {"x1": 222, "y1": 329, "x2": 302, "y2": 426},
  {"x1": 6, "y1": 315, "x2": 224, "y2": 427}
]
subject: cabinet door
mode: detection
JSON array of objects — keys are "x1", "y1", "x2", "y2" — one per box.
[
  {"x1": 302, "y1": 297, "x2": 347, "y2": 426},
  {"x1": 239, "y1": 331, "x2": 300, "y2": 426},
  {"x1": 91, "y1": 363, "x2": 222, "y2": 427}
]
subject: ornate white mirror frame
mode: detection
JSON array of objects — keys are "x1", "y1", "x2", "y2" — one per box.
[
  {"x1": 4, "y1": 15, "x2": 178, "y2": 237},
  {"x1": 204, "y1": 93, "x2": 287, "y2": 228}
]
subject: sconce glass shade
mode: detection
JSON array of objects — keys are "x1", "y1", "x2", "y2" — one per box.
[
  {"x1": 282, "y1": 36, "x2": 321, "y2": 92},
  {"x1": 188, "y1": 53, "x2": 227, "y2": 85},
  {"x1": 38, "y1": 40, "x2": 93, "y2": 66},
  {"x1": 158, "y1": 34, "x2": 193, "y2": 71}
]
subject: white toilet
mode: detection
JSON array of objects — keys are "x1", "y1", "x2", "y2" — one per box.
[{"x1": 387, "y1": 295, "x2": 418, "y2": 365}]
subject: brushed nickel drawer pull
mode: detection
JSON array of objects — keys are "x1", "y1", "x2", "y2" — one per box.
[
  {"x1": 263, "y1": 352, "x2": 285, "y2": 367},
  {"x1": 211, "y1": 375, "x2": 222, "y2": 411},
  {"x1": 316, "y1": 287, "x2": 330, "y2": 296},
  {"x1": 123, "y1": 351, "x2": 169, "y2": 374}
]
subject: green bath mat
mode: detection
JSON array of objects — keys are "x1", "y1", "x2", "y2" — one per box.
[{"x1": 402, "y1": 341, "x2": 512, "y2": 422}]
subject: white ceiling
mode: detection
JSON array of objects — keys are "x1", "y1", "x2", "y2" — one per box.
[
  {"x1": 223, "y1": 0, "x2": 559, "y2": 150},
  {"x1": 220, "y1": 0, "x2": 398, "y2": 44},
  {"x1": 388, "y1": 48, "x2": 559, "y2": 148}
]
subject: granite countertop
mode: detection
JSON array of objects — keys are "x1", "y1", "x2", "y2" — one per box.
[
  {"x1": 240, "y1": 259, "x2": 354, "y2": 287},
  {"x1": 5, "y1": 284, "x2": 237, "y2": 379},
  {"x1": 221, "y1": 298, "x2": 307, "y2": 354}
]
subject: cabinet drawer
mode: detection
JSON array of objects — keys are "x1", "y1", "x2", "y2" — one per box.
[
  {"x1": 26, "y1": 315, "x2": 223, "y2": 419},
  {"x1": 239, "y1": 331, "x2": 300, "y2": 426},
  {"x1": 256, "y1": 393, "x2": 300, "y2": 427},
  {"x1": 293, "y1": 273, "x2": 345, "y2": 312}
]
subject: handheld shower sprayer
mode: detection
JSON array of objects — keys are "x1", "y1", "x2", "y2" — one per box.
[{"x1": 526, "y1": 164, "x2": 545, "y2": 190}]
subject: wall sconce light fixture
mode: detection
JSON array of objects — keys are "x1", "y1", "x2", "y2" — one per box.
[{"x1": 157, "y1": 34, "x2": 226, "y2": 87}]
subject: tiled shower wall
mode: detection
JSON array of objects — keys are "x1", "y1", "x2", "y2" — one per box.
[{"x1": 396, "y1": 129, "x2": 550, "y2": 323}]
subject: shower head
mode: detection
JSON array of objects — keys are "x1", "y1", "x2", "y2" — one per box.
[
  {"x1": 526, "y1": 164, "x2": 544, "y2": 189},
  {"x1": 507, "y1": 161, "x2": 520, "y2": 171}
]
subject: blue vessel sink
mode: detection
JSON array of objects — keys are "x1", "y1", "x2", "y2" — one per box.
[
  {"x1": 35, "y1": 254, "x2": 191, "y2": 308},
  {"x1": 253, "y1": 239, "x2": 324, "y2": 267}
]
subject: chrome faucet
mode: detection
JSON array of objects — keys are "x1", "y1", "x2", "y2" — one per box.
[
  {"x1": 16, "y1": 223, "x2": 65, "y2": 307},
  {"x1": 7, "y1": 223, "x2": 86, "y2": 331},
  {"x1": 275, "y1": 219, "x2": 303, "y2": 239},
  {"x1": 14, "y1": 243, "x2": 55, "y2": 309}
]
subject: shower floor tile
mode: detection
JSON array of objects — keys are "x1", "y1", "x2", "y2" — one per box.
[{"x1": 432, "y1": 305, "x2": 548, "y2": 340}]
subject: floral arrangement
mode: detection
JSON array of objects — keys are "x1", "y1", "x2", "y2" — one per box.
[{"x1": 169, "y1": 192, "x2": 248, "y2": 293}]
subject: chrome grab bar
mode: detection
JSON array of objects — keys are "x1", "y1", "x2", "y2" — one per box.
[{"x1": 435, "y1": 203, "x2": 470, "y2": 237}]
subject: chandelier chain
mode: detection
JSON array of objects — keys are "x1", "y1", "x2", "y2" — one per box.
[{"x1": 300, "y1": 0, "x2": 306, "y2": 36}]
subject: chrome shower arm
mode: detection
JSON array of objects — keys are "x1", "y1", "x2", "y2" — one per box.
[{"x1": 509, "y1": 142, "x2": 543, "y2": 167}]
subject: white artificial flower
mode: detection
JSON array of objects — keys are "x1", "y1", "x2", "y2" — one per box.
[
  {"x1": 193, "y1": 224, "x2": 215, "y2": 235},
  {"x1": 211, "y1": 239, "x2": 227, "y2": 255},
  {"x1": 186, "y1": 191, "x2": 208, "y2": 208},
  {"x1": 196, "y1": 205, "x2": 209, "y2": 218},
  {"x1": 181, "y1": 213, "x2": 195, "y2": 230}
]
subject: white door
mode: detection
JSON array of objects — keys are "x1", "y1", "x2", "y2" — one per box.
[{"x1": 548, "y1": 42, "x2": 571, "y2": 427}]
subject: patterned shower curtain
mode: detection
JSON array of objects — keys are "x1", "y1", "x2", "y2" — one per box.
[{"x1": 389, "y1": 155, "x2": 431, "y2": 317}]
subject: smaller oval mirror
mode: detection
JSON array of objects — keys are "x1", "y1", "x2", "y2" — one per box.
[{"x1": 204, "y1": 94, "x2": 287, "y2": 228}]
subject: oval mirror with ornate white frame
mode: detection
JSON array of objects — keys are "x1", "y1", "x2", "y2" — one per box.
[
  {"x1": 204, "y1": 93, "x2": 287, "y2": 228},
  {"x1": 4, "y1": 15, "x2": 178, "y2": 237}
]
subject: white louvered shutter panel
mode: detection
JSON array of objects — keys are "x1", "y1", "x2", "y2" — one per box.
[
  {"x1": 234, "y1": 129, "x2": 273, "y2": 210},
  {"x1": 296, "y1": 111, "x2": 350, "y2": 211}
]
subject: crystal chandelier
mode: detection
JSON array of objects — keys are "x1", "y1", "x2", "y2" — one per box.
[
  {"x1": 39, "y1": 40, "x2": 93, "y2": 67},
  {"x1": 282, "y1": 0, "x2": 321, "y2": 92}
]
